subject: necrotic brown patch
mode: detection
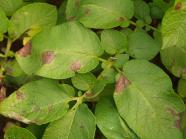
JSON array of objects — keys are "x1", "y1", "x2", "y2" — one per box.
[
  {"x1": 42, "y1": 51, "x2": 55, "y2": 64},
  {"x1": 0, "y1": 86, "x2": 6, "y2": 101},
  {"x1": 115, "y1": 74, "x2": 130, "y2": 93},
  {"x1": 17, "y1": 41, "x2": 32, "y2": 57},
  {"x1": 175, "y1": 2, "x2": 182, "y2": 10},
  {"x1": 16, "y1": 91, "x2": 25, "y2": 100},
  {"x1": 166, "y1": 107, "x2": 183, "y2": 129},
  {"x1": 117, "y1": 17, "x2": 125, "y2": 22},
  {"x1": 70, "y1": 61, "x2": 81, "y2": 72}
]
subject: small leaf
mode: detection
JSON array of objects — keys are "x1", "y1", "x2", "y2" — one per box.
[
  {"x1": 128, "y1": 29, "x2": 160, "y2": 60},
  {"x1": 0, "y1": 0, "x2": 24, "y2": 16},
  {"x1": 178, "y1": 79, "x2": 186, "y2": 98},
  {"x1": 4, "y1": 126, "x2": 36, "y2": 139},
  {"x1": 43, "y1": 104, "x2": 96, "y2": 139},
  {"x1": 66, "y1": 0, "x2": 134, "y2": 29},
  {"x1": 71, "y1": 73, "x2": 96, "y2": 91},
  {"x1": 114, "y1": 60, "x2": 185, "y2": 139},
  {"x1": 0, "y1": 79, "x2": 70, "y2": 125},
  {"x1": 16, "y1": 22, "x2": 103, "y2": 79},
  {"x1": 101, "y1": 30, "x2": 128, "y2": 55},
  {"x1": 8, "y1": 3, "x2": 57, "y2": 39},
  {"x1": 134, "y1": 0, "x2": 151, "y2": 24},
  {"x1": 95, "y1": 98, "x2": 138, "y2": 139},
  {"x1": 113, "y1": 54, "x2": 129, "y2": 68}
]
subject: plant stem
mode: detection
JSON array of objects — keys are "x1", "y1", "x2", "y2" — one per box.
[{"x1": 5, "y1": 39, "x2": 13, "y2": 58}]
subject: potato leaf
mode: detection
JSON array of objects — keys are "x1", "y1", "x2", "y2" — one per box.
[{"x1": 114, "y1": 60, "x2": 185, "y2": 139}]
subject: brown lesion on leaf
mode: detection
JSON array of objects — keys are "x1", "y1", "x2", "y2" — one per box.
[
  {"x1": 117, "y1": 17, "x2": 125, "y2": 22},
  {"x1": 175, "y1": 2, "x2": 182, "y2": 11},
  {"x1": 70, "y1": 61, "x2": 81, "y2": 72},
  {"x1": 115, "y1": 74, "x2": 131, "y2": 94},
  {"x1": 166, "y1": 107, "x2": 184, "y2": 129},
  {"x1": 84, "y1": 8, "x2": 91, "y2": 15},
  {"x1": 0, "y1": 85, "x2": 6, "y2": 102},
  {"x1": 17, "y1": 41, "x2": 32, "y2": 57},
  {"x1": 48, "y1": 105, "x2": 53, "y2": 112},
  {"x1": 16, "y1": 91, "x2": 25, "y2": 100},
  {"x1": 42, "y1": 51, "x2": 55, "y2": 65},
  {"x1": 75, "y1": 0, "x2": 81, "y2": 7},
  {"x1": 67, "y1": 16, "x2": 76, "y2": 21}
]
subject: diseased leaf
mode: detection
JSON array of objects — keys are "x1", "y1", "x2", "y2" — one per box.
[
  {"x1": 8, "y1": 3, "x2": 57, "y2": 40},
  {"x1": 16, "y1": 22, "x2": 103, "y2": 79},
  {"x1": 114, "y1": 60, "x2": 185, "y2": 139},
  {"x1": 161, "y1": 0, "x2": 186, "y2": 78},
  {"x1": 95, "y1": 98, "x2": 138, "y2": 139},
  {"x1": 0, "y1": 0, "x2": 24, "y2": 16},
  {"x1": 43, "y1": 104, "x2": 96, "y2": 139},
  {"x1": 128, "y1": 29, "x2": 160, "y2": 60},
  {"x1": 101, "y1": 30, "x2": 128, "y2": 55},
  {"x1": 4, "y1": 126, "x2": 36, "y2": 139},
  {"x1": 71, "y1": 73, "x2": 96, "y2": 91},
  {"x1": 0, "y1": 79, "x2": 70, "y2": 125},
  {"x1": 178, "y1": 79, "x2": 186, "y2": 98},
  {"x1": 66, "y1": 0, "x2": 134, "y2": 29}
]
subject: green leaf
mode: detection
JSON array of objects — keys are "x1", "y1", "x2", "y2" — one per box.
[
  {"x1": 161, "y1": 0, "x2": 186, "y2": 78},
  {"x1": 71, "y1": 73, "x2": 96, "y2": 91},
  {"x1": 101, "y1": 30, "x2": 128, "y2": 55},
  {"x1": 95, "y1": 98, "x2": 138, "y2": 139},
  {"x1": 43, "y1": 104, "x2": 96, "y2": 139},
  {"x1": 0, "y1": 0, "x2": 24, "y2": 16},
  {"x1": 134, "y1": 0, "x2": 151, "y2": 24},
  {"x1": 4, "y1": 126, "x2": 36, "y2": 139},
  {"x1": 114, "y1": 60, "x2": 185, "y2": 139},
  {"x1": 8, "y1": 3, "x2": 57, "y2": 40},
  {"x1": 178, "y1": 79, "x2": 186, "y2": 98},
  {"x1": 128, "y1": 29, "x2": 160, "y2": 60},
  {"x1": 0, "y1": 79, "x2": 70, "y2": 125},
  {"x1": 113, "y1": 54, "x2": 129, "y2": 68},
  {"x1": 26, "y1": 124, "x2": 47, "y2": 139},
  {"x1": 66, "y1": 0, "x2": 134, "y2": 29},
  {"x1": 0, "y1": 8, "x2": 9, "y2": 41},
  {"x1": 151, "y1": 0, "x2": 174, "y2": 13},
  {"x1": 16, "y1": 22, "x2": 103, "y2": 79}
]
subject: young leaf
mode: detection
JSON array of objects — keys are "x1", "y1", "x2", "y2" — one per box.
[
  {"x1": 0, "y1": 0, "x2": 24, "y2": 16},
  {"x1": 101, "y1": 30, "x2": 128, "y2": 55},
  {"x1": 8, "y1": 3, "x2": 57, "y2": 40},
  {"x1": 95, "y1": 98, "x2": 138, "y2": 139},
  {"x1": 71, "y1": 73, "x2": 97, "y2": 91},
  {"x1": 134, "y1": 0, "x2": 151, "y2": 24},
  {"x1": 178, "y1": 79, "x2": 186, "y2": 98},
  {"x1": 113, "y1": 54, "x2": 129, "y2": 68},
  {"x1": 0, "y1": 79, "x2": 70, "y2": 125},
  {"x1": 16, "y1": 22, "x2": 103, "y2": 79},
  {"x1": 161, "y1": 0, "x2": 186, "y2": 78},
  {"x1": 4, "y1": 126, "x2": 36, "y2": 139},
  {"x1": 128, "y1": 29, "x2": 160, "y2": 60},
  {"x1": 114, "y1": 60, "x2": 185, "y2": 139},
  {"x1": 66, "y1": 0, "x2": 134, "y2": 29},
  {"x1": 43, "y1": 104, "x2": 96, "y2": 139}
]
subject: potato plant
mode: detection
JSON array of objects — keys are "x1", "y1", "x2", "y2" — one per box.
[{"x1": 0, "y1": 0, "x2": 186, "y2": 139}]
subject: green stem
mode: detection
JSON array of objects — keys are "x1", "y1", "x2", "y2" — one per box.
[
  {"x1": 130, "y1": 20, "x2": 159, "y2": 32},
  {"x1": 5, "y1": 39, "x2": 13, "y2": 58},
  {"x1": 71, "y1": 94, "x2": 85, "y2": 110}
]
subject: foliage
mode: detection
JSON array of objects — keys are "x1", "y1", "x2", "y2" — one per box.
[{"x1": 0, "y1": 0, "x2": 186, "y2": 139}]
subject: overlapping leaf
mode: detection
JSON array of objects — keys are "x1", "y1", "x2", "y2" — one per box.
[
  {"x1": 16, "y1": 22, "x2": 103, "y2": 79},
  {"x1": 0, "y1": 79, "x2": 70, "y2": 125},
  {"x1": 43, "y1": 104, "x2": 96, "y2": 139},
  {"x1": 114, "y1": 60, "x2": 185, "y2": 139},
  {"x1": 161, "y1": 0, "x2": 186, "y2": 78},
  {"x1": 66, "y1": 0, "x2": 134, "y2": 29},
  {"x1": 8, "y1": 3, "x2": 57, "y2": 40}
]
